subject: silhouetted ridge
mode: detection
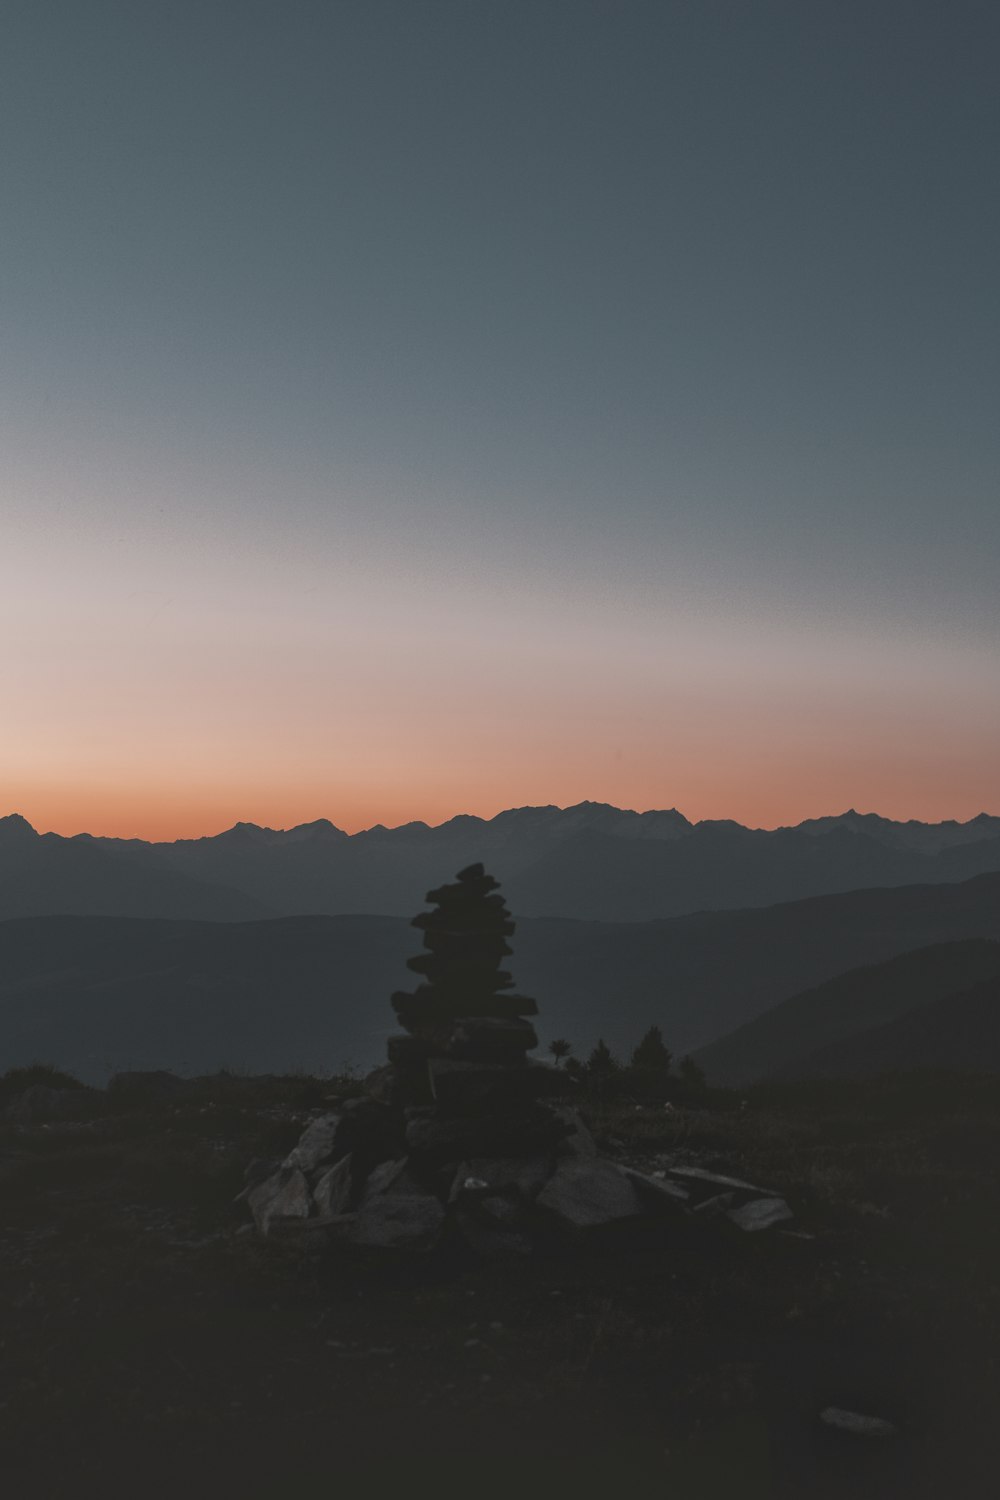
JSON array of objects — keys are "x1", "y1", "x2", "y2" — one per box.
[
  {"x1": 4, "y1": 804, "x2": 1000, "y2": 923},
  {"x1": 0, "y1": 813, "x2": 38, "y2": 845}
]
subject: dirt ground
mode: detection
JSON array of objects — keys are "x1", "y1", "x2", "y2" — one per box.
[{"x1": 2, "y1": 1073, "x2": 999, "y2": 1499}]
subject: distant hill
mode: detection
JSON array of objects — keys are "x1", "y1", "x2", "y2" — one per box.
[
  {"x1": 3, "y1": 803, "x2": 1000, "y2": 922},
  {"x1": 793, "y1": 809, "x2": 1000, "y2": 854},
  {"x1": 3, "y1": 872, "x2": 1000, "y2": 1083},
  {"x1": 0, "y1": 815, "x2": 266, "y2": 922},
  {"x1": 503, "y1": 824, "x2": 1000, "y2": 921},
  {"x1": 792, "y1": 972, "x2": 1000, "y2": 1078},
  {"x1": 695, "y1": 939, "x2": 1000, "y2": 1085}
]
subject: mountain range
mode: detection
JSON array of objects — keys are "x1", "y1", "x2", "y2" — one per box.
[
  {"x1": 3, "y1": 804, "x2": 1000, "y2": 923},
  {"x1": 3, "y1": 871, "x2": 1000, "y2": 1084}
]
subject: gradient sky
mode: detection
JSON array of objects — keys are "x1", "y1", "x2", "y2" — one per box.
[{"x1": 2, "y1": 0, "x2": 998, "y2": 839}]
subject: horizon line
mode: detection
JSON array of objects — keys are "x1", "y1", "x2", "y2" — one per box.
[{"x1": 4, "y1": 801, "x2": 997, "y2": 845}]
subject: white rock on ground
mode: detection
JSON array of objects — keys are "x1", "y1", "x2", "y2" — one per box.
[
  {"x1": 819, "y1": 1407, "x2": 899, "y2": 1439},
  {"x1": 726, "y1": 1196, "x2": 793, "y2": 1232},
  {"x1": 536, "y1": 1158, "x2": 643, "y2": 1229},
  {"x1": 620, "y1": 1166, "x2": 691, "y2": 1207},
  {"x1": 248, "y1": 1167, "x2": 311, "y2": 1235},
  {"x1": 313, "y1": 1155, "x2": 353, "y2": 1219},
  {"x1": 283, "y1": 1113, "x2": 342, "y2": 1172},
  {"x1": 665, "y1": 1165, "x2": 773, "y2": 1194}
]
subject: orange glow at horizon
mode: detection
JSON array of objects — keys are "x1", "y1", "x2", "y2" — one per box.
[
  {"x1": 4, "y1": 487, "x2": 998, "y2": 845},
  {"x1": 7, "y1": 623, "x2": 999, "y2": 841},
  {"x1": 10, "y1": 743, "x2": 1000, "y2": 844}
]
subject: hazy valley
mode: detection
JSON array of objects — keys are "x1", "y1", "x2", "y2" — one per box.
[{"x1": 3, "y1": 804, "x2": 1000, "y2": 1088}]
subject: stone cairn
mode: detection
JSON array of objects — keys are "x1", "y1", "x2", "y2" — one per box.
[{"x1": 243, "y1": 864, "x2": 793, "y2": 1251}]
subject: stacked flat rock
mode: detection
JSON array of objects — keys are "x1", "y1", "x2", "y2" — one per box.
[
  {"x1": 386, "y1": 863, "x2": 549, "y2": 1129},
  {"x1": 242, "y1": 863, "x2": 795, "y2": 1252},
  {"x1": 391, "y1": 862, "x2": 536, "y2": 1037}
]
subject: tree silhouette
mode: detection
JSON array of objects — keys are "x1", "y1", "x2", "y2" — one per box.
[
  {"x1": 586, "y1": 1038, "x2": 620, "y2": 1075},
  {"x1": 631, "y1": 1025, "x2": 672, "y2": 1074},
  {"x1": 678, "y1": 1055, "x2": 707, "y2": 1095},
  {"x1": 548, "y1": 1038, "x2": 572, "y2": 1067}
]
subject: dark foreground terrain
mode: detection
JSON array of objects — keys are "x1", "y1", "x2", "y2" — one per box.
[{"x1": 3, "y1": 1070, "x2": 999, "y2": 1499}]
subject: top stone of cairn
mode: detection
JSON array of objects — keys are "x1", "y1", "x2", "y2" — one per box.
[{"x1": 391, "y1": 864, "x2": 537, "y2": 1038}]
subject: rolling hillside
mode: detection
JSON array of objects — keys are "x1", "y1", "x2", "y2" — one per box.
[
  {"x1": 788, "y1": 972, "x2": 1000, "y2": 1078},
  {"x1": 4, "y1": 872, "x2": 1000, "y2": 1083},
  {"x1": 695, "y1": 939, "x2": 1000, "y2": 1085}
]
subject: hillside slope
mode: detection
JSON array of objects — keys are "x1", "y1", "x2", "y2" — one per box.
[
  {"x1": 789, "y1": 973, "x2": 1000, "y2": 1078},
  {"x1": 695, "y1": 939, "x2": 1000, "y2": 1085},
  {"x1": 3, "y1": 872, "x2": 1000, "y2": 1082}
]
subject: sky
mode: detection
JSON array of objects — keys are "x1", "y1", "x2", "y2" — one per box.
[{"x1": 2, "y1": 0, "x2": 998, "y2": 839}]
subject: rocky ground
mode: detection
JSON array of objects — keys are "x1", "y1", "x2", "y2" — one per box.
[{"x1": 2, "y1": 1069, "x2": 999, "y2": 1499}]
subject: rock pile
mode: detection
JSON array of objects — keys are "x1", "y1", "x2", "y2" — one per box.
[
  {"x1": 386, "y1": 863, "x2": 565, "y2": 1143},
  {"x1": 244, "y1": 864, "x2": 794, "y2": 1252}
]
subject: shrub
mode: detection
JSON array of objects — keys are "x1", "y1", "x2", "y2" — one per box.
[{"x1": 0, "y1": 1064, "x2": 85, "y2": 1106}]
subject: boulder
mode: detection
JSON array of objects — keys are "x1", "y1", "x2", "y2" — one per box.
[
  {"x1": 352, "y1": 1162, "x2": 446, "y2": 1250},
  {"x1": 284, "y1": 1112, "x2": 342, "y2": 1172},
  {"x1": 619, "y1": 1165, "x2": 691, "y2": 1210},
  {"x1": 248, "y1": 1167, "x2": 312, "y2": 1235},
  {"x1": 819, "y1": 1408, "x2": 899, "y2": 1439},
  {"x1": 691, "y1": 1191, "x2": 736, "y2": 1217},
  {"x1": 363, "y1": 1158, "x2": 411, "y2": 1195},
  {"x1": 536, "y1": 1159, "x2": 643, "y2": 1229},
  {"x1": 665, "y1": 1165, "x2": 773, "y2": 1195},
  {"x1": 726, "y1": 1197, "x2": 793, "y2": 1232},
  {"x1": 313, "y1": 1155, "x2": 353, "y2": 1219}
]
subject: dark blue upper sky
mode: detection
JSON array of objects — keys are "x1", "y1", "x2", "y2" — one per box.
[{"x1": 3, "y1": 1, "x2": 998, "y2": 834}]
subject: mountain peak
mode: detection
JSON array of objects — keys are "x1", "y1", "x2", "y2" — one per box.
[
  {"x1": 218, "y1": 821, "x2": 275, "y2": 843},
  {"x1": 0, "y1": 813, "x2": 38, "y2": 843},
  {"x1": 280, "y1": 819, "x2": 347, "y2": 843}
]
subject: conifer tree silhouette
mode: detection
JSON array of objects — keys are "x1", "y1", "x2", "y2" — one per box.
[{"x1": 631, "y1": 1025, "x2": 672, "y2": 1073}]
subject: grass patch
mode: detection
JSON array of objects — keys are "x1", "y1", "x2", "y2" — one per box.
[{"x1": 2, "y1": 1071, "x2": 999, "y2": 1497}]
